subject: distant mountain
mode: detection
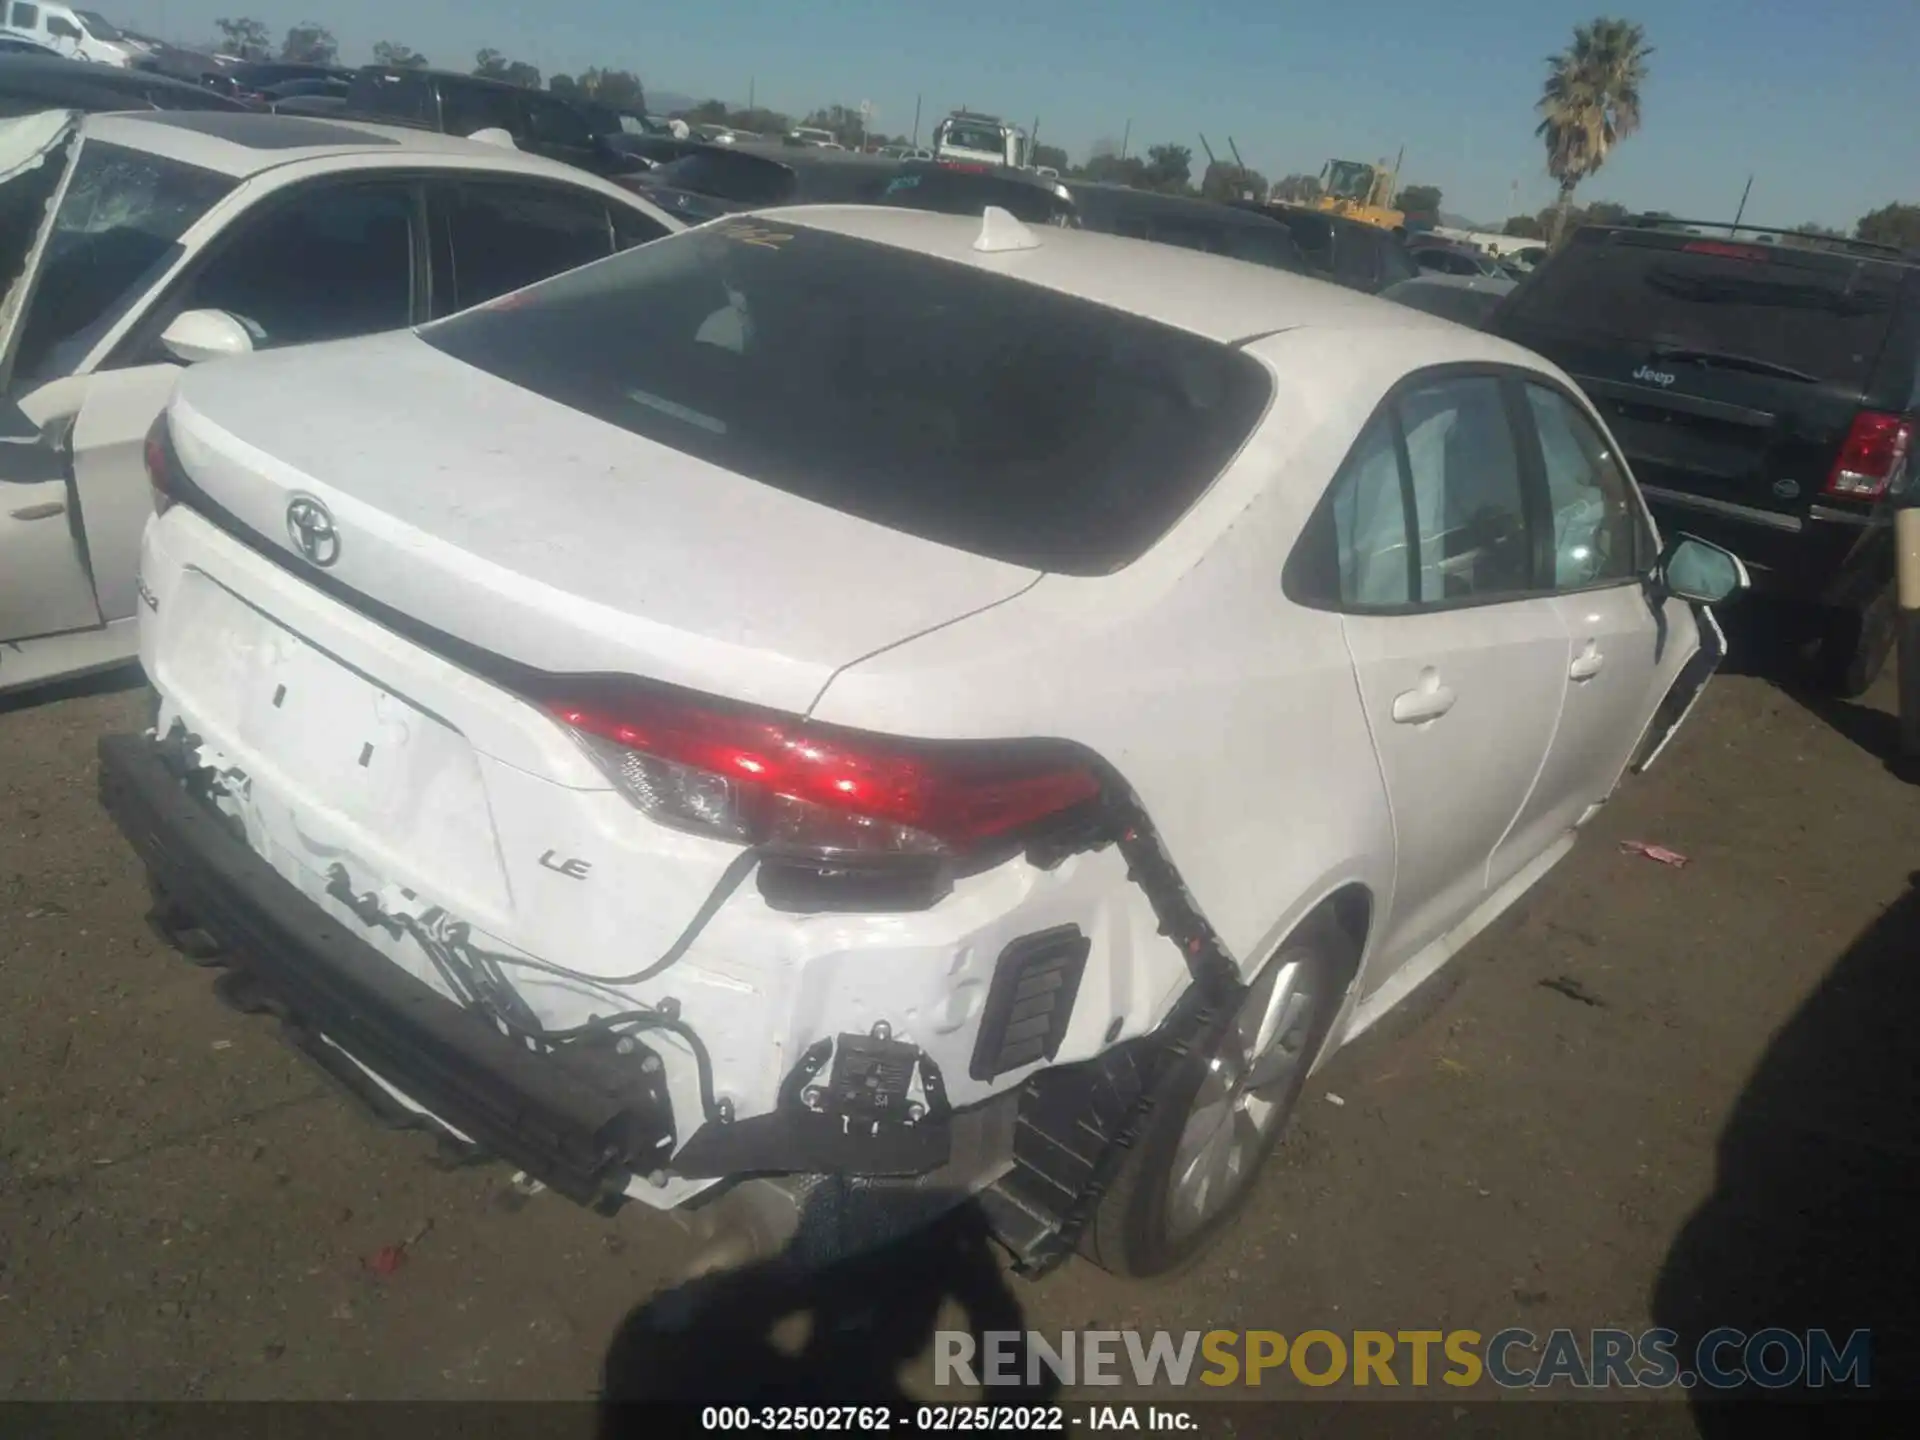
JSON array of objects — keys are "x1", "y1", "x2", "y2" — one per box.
[
  {"x1": 1438, "y1": 211, "x2": 1494, "y2": 231},
  {"x1": 646, "y1": 90, "x2": 701, "y2": 116}
]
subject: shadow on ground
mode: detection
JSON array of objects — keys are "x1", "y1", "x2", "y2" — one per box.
[
  {"x1": 1653, "y1": 872, "x2": 1920, "y2": 1414},
  {"x1": 597, "y1": 1193, "x2": 1054, "y2": 1423},
  {"x1": 0, "y1": 660, "x2": 144, "y2": 718},
  {"x1": 1716, "y1": 596, "x2": 1917, "y2": 782}
]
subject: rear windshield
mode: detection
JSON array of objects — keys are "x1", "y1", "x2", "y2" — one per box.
[
  {"x1": 651, "y1": 150, "x2": 795, "y2": 206},
  {"x1": 420, "y1": 219, "x2": 1271, "y2": 573},
  {"x1": 346, "y1": 71, "x2": 432, "y2": 125},
  {"x1": 875, "y1": 167, "x2": 1075, "y2": 226},
  {"x1": 1382, "y1": 280, "x2": 1505, "y2": 328},
  {"x1": 1502, "y1": 234, "x2": 1903, "y2": 388}
]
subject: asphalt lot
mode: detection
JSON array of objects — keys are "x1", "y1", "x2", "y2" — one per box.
[{"x1": 2, "y1": 611, "x2": 1916, "y2": 1418}]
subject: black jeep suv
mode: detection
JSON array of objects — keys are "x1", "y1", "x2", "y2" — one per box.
[{"x1": 1492, "y1": 220, "x2": 1918, "y2": 694}]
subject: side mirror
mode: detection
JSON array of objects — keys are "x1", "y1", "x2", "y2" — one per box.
[
  {"x1": 159, "y1": 309, "x2": 255, "y2": 365},
  {"x1": 1655, "y1": 534, "x2": 1749, "y2": 604}
]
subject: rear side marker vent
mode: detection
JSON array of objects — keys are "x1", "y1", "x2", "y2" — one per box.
[{"x1": 969, "y1": 925, "x2": 1091, "y2": 1082}]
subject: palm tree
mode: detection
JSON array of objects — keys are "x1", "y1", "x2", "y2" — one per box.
[{"x1": 1536, "y1": 18, "x2": 1653, "y2": 244}]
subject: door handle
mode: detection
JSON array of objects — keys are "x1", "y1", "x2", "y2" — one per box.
[
  {"x1": 1569, "y1": 643, "x2": 1605, "y2": 682},
  {"x1": 8, "y1": 500, "x2": 65, "y2": 522},
  {"x1": 1391, "y1": 674, "x2": 1457, "y2": 724}
]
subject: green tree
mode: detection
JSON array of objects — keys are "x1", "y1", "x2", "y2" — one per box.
[
  {"x1": 280, "y1": 23, "x2": 336, "y2": 65},
  {"x1": 371, "y1": 40, "x2": 427, "y2": 68},
  {"x1": 1503, "y1": 214, "x2": 1547, "y2": 238},
  {"x1": 1857, "y1": 203, "x2": 1920, "y2": 251},
  {"x1": 575, "y1": 68, "x2": 645, "y2": 113},
  {"x1": 1080, "y1": 152, "x2": 1148, "y2": 187},
  {"x1": 1200, "y1": 160, "x2": 1267, "y2": 203},
  {"x1": 800, "y1": 105, "x2": 870, "y2": 148},
  {"x1": 1394, "y1": 183, "x2": 1443, "y2": 221},
  {"x1": 1270, "y1": 172, "x2": 1322, "y2": 203},
  {"x1": 474, "y1": 49, "x2": 541, "y2": 88},
  {"x1": 1142, "y1": 143, "x2": 1192, "y2": 192},
  {"x1": 1031, "y1": 142, "x2": 1070, "y2": 172},
  {"x1": 213, "y1": 16, "x2": 270, "y2": 60},
  {"x1": 1537, "y1": 17, "x2": 1652, "y2": 243}
]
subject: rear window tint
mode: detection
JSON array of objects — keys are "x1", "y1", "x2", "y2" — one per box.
[
  {"x1": 876, "y1": 168, "x2": 1074, "y2": 226},
  {"x1": 1503, "y1": 235, "x2": 1902, "y2": 388},
  {"x1": 419, "y1": 219, "x2": 1271, "y2": 574},
  {"x1": 650, "y1": 151, "x2": 795, "y2": 206}
]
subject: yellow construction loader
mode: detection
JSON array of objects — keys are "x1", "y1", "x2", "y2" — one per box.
[{"x1": 1311, "y1": 155, "x2": 1405, "y2": 231}]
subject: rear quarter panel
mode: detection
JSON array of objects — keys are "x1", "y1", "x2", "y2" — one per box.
[{"x1": 808, "y1": 327, "x2": 1479, "y2": 984}]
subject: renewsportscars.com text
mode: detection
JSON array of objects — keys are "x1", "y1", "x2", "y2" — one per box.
[{"x1": 935, "y1": 1327, "x2": 1871, "y2": 1390}]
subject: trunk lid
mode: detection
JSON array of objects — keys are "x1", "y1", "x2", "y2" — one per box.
[
  {"x1": 166, "y1": 329, "x2": 1041, "y2": 716},
  {"x1": 1495, "y1": 227, "x2": 1911, "y2": 520}
]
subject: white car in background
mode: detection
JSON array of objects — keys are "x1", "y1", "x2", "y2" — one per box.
[
  {"x1": 103, "y1": 207, "x2": 1745, "y2": 1278},
  {"x1": 1, "y1": 3, "x2": 133, "y2": 64},
  {"x1": 0, "y1": 107, "x2": 678, "y2": 695}
]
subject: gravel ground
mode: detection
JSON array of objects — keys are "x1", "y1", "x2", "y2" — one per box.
[{"x1": 1, "y1": 633, "x2": 1915, "y2": 1424}]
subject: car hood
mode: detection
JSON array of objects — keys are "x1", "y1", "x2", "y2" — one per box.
[{"x1": 166, "y1": 330, "x2": 1041, "y2": 715}]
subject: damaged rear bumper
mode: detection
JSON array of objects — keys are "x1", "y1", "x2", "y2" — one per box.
[{"x1": 99, "y1": 730, "x2": 678, "y2": 1206}]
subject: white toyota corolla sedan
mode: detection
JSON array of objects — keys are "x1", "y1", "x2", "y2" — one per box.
[{"x1": 101, "y1": 205, "x2": 1744, "y2": 1279}]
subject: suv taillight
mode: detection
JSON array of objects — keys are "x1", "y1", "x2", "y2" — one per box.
[
  {"x1": 1824, "y1": 410, "x2": 1913, "y2": 500},
  {"x1": 143, "y1": 412, "x2": 182, "y2": 516},
  {"x1": 540, "y1": 686, "x2": 1102, "y2": 860}
]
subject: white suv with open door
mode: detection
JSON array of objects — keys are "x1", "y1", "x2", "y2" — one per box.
[
  {"x1": 101, "y1": 207, "x2": 1745, "y2": 1278},
  {"x1": 0, "y1": 108, "x2": 677, "y2": 695}
]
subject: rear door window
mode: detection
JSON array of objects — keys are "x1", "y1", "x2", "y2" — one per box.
[
  {"x1": 1501, "y1": 235, "x2": 1902, "y2": 390},
  {"x1": 9, "y1": 3, "x2": 38, "y2": 27},
  {"x1": 440, "y1": 181, "x2": 614, "y2": 311},
  {"x1": 346, "y1": 71, "x2": 432, "y2": 126},
  {"x1": 419, "y1": 218, "x2": 1272, "y2": 573},
  {"x1": 440, "y1": 80, "x2": 522, "y2": 138},
  {"x1": 521, "y1": 94, "x2": 595, "y2": 151}
]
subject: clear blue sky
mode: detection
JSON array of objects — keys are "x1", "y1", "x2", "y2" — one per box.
[{"x1": 124, "y1": 0, "x2": 1917, "y2": 228}]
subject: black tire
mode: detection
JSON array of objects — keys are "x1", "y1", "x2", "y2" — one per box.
[
  {"x1": 1814, "y1": 589, "x2": 1896, "y2": 698},
  {"x1": 1085, "y1": 911, "x2": 1352, "y2": 1279}
]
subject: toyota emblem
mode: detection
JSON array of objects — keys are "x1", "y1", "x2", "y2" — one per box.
[{"x1": 285, "y1": 495, "x2": 340, "y2": 568}]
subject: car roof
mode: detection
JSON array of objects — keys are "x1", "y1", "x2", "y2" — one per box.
[
  {"x1": 763, "y1": 205, "x2": 1547, "y2": 355},
  {"x1": 79, "y1": 108, "x2": 607, "y2": 181}
]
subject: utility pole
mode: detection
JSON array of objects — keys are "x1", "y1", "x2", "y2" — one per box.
[
  {"x1": 1119, "y1": 117, "x2": 1131, "y2": 161},
  {"x1": 1509, "y1": 178, "x2": 1519, "y2": 223},
  {"x1": 748, "y1": 76, "x2": 755, "y2": 110},
  {"x1": 911, "y1": 93, "x2": 921, "y2": 147},
  {"x1": 1732, "y1": 173, "x2": 1754, "y2": 232}
]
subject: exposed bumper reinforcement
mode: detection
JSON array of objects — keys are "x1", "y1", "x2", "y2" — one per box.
[{"x1": 98, "y1": 731, "x2": 675, "y2": 1206}]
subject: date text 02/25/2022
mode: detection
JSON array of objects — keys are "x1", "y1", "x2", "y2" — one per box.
[{"x1": 697, "y1": 1405, "x2": 1197, "y2": 1431}]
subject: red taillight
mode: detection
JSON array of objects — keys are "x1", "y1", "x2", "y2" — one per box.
[
  {"x1": 1682, "y1": 239, "x2": 1771, "y2": 262},
  {"x1": 144, "y1": 412, "x2": 179, "y2": 515},
  {"x1": 543, "y1": 689, "x2": 1102, "y2": 858},
  {"x1": 1824, "y1": 410, "x2": 1913, "y2": 500}
]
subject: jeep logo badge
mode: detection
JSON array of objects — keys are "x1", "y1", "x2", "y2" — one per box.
[
  {"x1": 1633, "y1": 365, "x2": 1677, "y2": 387},
  {"x1": 1772, "y1": 478, "x2": 1801, "y2": 500},
  {"x1": 286, "y1": 495, "x2": 340, "y2": 568}
]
